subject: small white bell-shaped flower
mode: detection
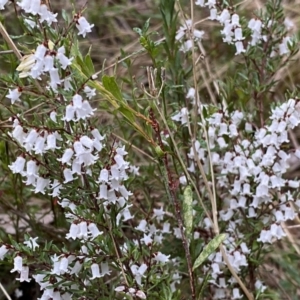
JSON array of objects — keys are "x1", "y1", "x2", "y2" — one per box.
[
  {"x1": 11, "y1": 256, "x2": 23, "y2": 273},
  {"x1": 90, "y1": 263, "x2": 101, "y2": 279}
]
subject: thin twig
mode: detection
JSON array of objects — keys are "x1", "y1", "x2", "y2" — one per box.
[
  {"x1": 0, "y1": 22, "x2": 22, "y2": 59},
  {"x1": 0, "y1": 282, "x2": 12, "y2": 300},
  {"x1": 149, "y1": 107, "x2": 196, "y2": 300}
]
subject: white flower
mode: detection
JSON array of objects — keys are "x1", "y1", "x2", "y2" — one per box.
[
  {"x1": 9, "y1": 156, "x2": 26, "y2": 174},
  {"x1": 23, "y1": 237, "x2": 39, "y2": 251},
  {"x1": 16, "y1": 266, "x2": 30, "y2": 282},
  {"x1": 195, "y1": 0, "x2": 205, "y2": 7},
  {"x1": 153, "y1": 207, "x2": 165, "y2": 222},
  {"x1": 49, "y1": 67, "x2": 61, "y2": 90},
  {"x1": 232, "y1": 288, "x2": 243, "y2": 299},
  {"x1": 231, "y1": 14, "x2": 240, "y2": 26},
  {"x1": 45, "y1": 133, "x2": 60, "y2": 150},
  {"x1": 234, "y1": 28, "x2": 244, "y2": 41},
  {"x1": 33, "y1": 135, "x2": 46, "y2": 154},
  {"x1": 0, "y1": 0, "x2": 8, "y2": 9},
  {"x1": 63, "y1": 168, "x2": 74, "y2": 183},
  {"x1": 63, "y1": 76, "x2": 73, "y2": 91},
  {"x1": 6, "y1": 88, "x2": 21, "y2": 104},
  {"x1": 211, "y1": 263, "x2": 222, "y2": 278},
  {"x1": 38, "y1": 4, "x2": 57, "y2": 25},
  {"x1": 255, "y1": 280, "x2": 267, "y2": 292},
  {"x1": 32, "y1": 274, "x2": 48, "y2": 289},
  {"x1": 91, "y1": 128, "x2": 105, "y2": 141},
  {"x1": 249, "y1": 18, "x2": 262, "y2": 31},
  {"x1": 218, "y1": 9, "x2": 230, "y2": 24},
  {"x1": 209, "y1": 8, "x2": 218, "y2": 20},
  {"x1": 43, "y1": 55, "x2": 54, "y2": 72},
  {"x1": 284, "y1": 18, "x2": 294, "y2": 31},
  {"x1": 235, "y1": 41, "x2": 245, "y2": 55},
  {"x1": 34, "y1": 44, "x2": 47, "y2": 61},
  {"x1": 205, "y1": 0, "x2": 216, "y2": 8},
  {"x1": 90, "y1": 263, "x2": 101, "y2": 279},
  {"x1": 59, "y1": 148, "x2": 74, "y2": 165},
  {"x1": 76, "y1": 16, "x2": 94, "y2": 37},
  {"x1": 141, "y1": 233, "x2": 153, "y2": 245},
  {"x1": 162, "y1": 222, "x2": 171, "y2": 233},
  {"x1": 153, "y1": 252, "x2": 170, "y2": 263},
  {"x1": 171, "y1": 107, "x2": 189, "y2": 125},
  {"x1": 240, "y1": 242, "x2": 250, "y2": 254},
  {"x1": 11, "y1": 256, "x2": 23, "y2": 273},
  {"x1": 186, "y1": 87, "x2": 195, "y2": 100},
  {"x1": 179, "y1": 40, "x2": 193, "y2": 52},
  {"x1": 84, "y1": 86, "x2": 96, "y2": 99},
  {"x1": 279, "y1": 36, "x2": 291, "y2": 55},
  {"x1": 78, "y1": 221, "x2": 88, "y2": 239},
  {"x1": 270, "y1": 223, "x2": 286, "y2": 240},
  {"x1": 100, "y1": 262, "x2": 111, "y2": 276},
  {"x1": 59, "y1": 257, "x2": 69, "y2": 274},
  {"x1": 63, "y1": 104, "x2": 76, "y2": 121},
  {"x1": 88, "y1": 223, "x2": 103, "y2": 240},
  {"x1": 217, "y1": 137, "x2": 227, "y2": 148},
  {"x1": 136, "y1": 220, "x2": 148, "y2": 232},
  {"x1": 70, "y1": 260, "x2": 83, "y2": 275},
  {"x1": 76, "y1": 99, "x2": 95, "y2": 120},
  {"x1": 57, "y1": 46, "x2": 73, "y2": 69},
  {"x1": 66, "y1": 223, "x2": 79, "y2": 240},
  {"x1": 34, "y1": 177, "x2": 50, "y2": 194},
  {"x1": 257, "y1": 229, "x2": 272, "y2": 243},
  {"x1": 50, "y1": 111, "x2": 57, "y2": 122},
  {"x1": 99, "y1": 183, "x2": 108, "y2": 199},
  {"x1": 98, "y1": 168, "x2": 109, "y2": 183},
  {"x1": 131, "y1": 263, "x2": 148, "y2": 285},
  {"x1": 24, "y1": 129, "x2": 39, "y2": 151},
  {"x1": 80, "y1": 135, "x2": 94, "y2": 149},
  {"x1": 25, "y1": 160, "x2": 39, "y2": 177},
  {"x1": 136, "y1": 290, "x2": 147, "y2": 299},
  {"x1": 0, "y1": 245, "x2": 8, "y2": 260},
  {"x1": 18, "y1": 0, "x2": 35, "y2": 14}
]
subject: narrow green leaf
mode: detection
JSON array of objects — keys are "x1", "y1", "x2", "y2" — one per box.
[
  {"x1": 193, "y1": 233, "x2": 226, "y2": 270},
  {"x1": 142, "y1": 18, "x2": 150, "y2": 34},
  {"x1": 61, "y1": 9, "x2": 69, "y2": 22},
  {"x1": 76, "y1": 56, "x2": 90, "y2": 76},
  {"x1": 117, "y1": 106, "x2": 135, "y2": 124},
  {"x1": 183, "y1": 185, "x2": 193, "y2": 237},
  {"x1": 84, "y1": 53, "x2": 95, "y2": 74},
  {"x1": 102, "y1": 75, "x2": 123, "y2": 102}
]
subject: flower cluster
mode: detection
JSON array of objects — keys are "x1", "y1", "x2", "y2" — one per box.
[
  {"x1": 175, "y1": 0, "x2": 296, "y2": 57},
  {"x1": 171, "y1": 97, "x2": 300, "y2": 298},
  {"x1": 193, "y1": 2, "x2": 246, "y2": 54},
  {"x1": 175, "y1": 19, "x2": 205, "y2": 52}
]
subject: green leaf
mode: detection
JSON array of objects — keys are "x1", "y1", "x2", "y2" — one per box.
[
  {"x1": 117, "y1": 106, "x2": 135, "y2": 124},
  {"x1": 61, "y1": 9, "x2": 69, "y2": 22},
  {"x1": 133, "y1": 27, "x2": 142, "y2": 36},
  {"x1": 193, "y1": 233, "x2": 226, "y2": 270},
  {"x1": 102, "y1": 75, "x2": 123, "y2": 102},
  {"x1": 75, "y1": 55, "x2": 90, "y2": 77},
  {"x1": 84, "y1": 53, "x2": 95, "y2": 74},
  {"x1": 142, "y1": 18, "x2": 150, "y2": 34},
  {"x1": 183, "y1": 185, "x2": 193, "y2": 237},
  {"x1": 139, "y1": 36, "x2": 149, "y2": 50}
]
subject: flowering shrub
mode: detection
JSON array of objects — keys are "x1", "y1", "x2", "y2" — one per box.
[{"x1": 0, "y1": 0, "x2": 299, "y2": 299}]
